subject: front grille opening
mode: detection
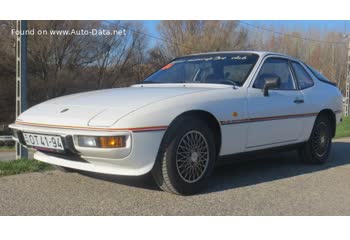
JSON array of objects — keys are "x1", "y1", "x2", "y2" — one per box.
[{"x1": 41, "y1": 151, "x2": 90, "y2": 163}]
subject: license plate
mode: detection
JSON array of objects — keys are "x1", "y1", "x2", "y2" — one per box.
[{"x1": 23, "y1": 132, "x2": 64, "y2": 151}]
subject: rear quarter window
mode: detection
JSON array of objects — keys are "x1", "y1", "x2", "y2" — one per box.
[{"x1": 291, "y1": 62, "x2": 314, "y2": 89}]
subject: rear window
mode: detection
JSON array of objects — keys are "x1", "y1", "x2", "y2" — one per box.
[{"x1": 305, "y1": 64, "x2": 335, "y2": 85}]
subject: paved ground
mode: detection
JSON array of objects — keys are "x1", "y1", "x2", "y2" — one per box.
[{"x1": 0, "y1": 138, "x2": 350, "y2": 215}]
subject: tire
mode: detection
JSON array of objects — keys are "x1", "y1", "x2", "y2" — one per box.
[
  {"x1": 298, "y1": 114, "x2": 332, "y2": 164},
  {"x1": 152, "y1": 116, "x2": 217, "y2": 195}
]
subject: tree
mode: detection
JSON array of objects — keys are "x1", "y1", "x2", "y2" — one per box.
[
  {"x1": 0, "y1": 20, "x2": 16, "y2": 123},
  {"x1": 157, "y1": 20, "x2": 248, "y2": 58},
  {"x1": 25, "y1": 20, "x2": 148, "y2": 100},
  {"x1": 244, "y1": 22, "x2": 348, "y2": 94},
  {"x1": 28, "y1": 20, "x2": 101, "y2": 98}
]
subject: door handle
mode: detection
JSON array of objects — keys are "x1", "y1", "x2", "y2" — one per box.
[{"x1": 294, "y1": 98, "x2": 304, "y2": 104}]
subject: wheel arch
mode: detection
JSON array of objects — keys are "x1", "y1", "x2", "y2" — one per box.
[
  {"x1": 164, "y1": 110, "x2": 222, "y2": 156},
  {"x1": 317, "y1": 109, "x2": 336, "y2": 138}
]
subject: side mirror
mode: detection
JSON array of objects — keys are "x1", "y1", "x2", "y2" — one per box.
[{"x1": 263, "y1": 77, "x2": 280, "y2": 97}]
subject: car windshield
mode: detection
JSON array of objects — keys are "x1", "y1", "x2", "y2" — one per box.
[{"x1": 143, "y1": 53, "x2": 259, "y2": 86}]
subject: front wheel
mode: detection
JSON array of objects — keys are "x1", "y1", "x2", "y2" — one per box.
[
  {"x1": 298, "y1": 114, "x2": 332, "y2": 164},
  {"x1": 152, "y1": 116, "x2": 216, "y2": 195}
]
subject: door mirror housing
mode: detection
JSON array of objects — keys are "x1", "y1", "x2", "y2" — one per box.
[{"x1": 263, "y1": 77, "x2": 281, "y2": 96}]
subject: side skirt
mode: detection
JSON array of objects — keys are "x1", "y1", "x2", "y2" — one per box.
[{"x1": 217, "y1": 142, "x2": 306, "y2": 165}]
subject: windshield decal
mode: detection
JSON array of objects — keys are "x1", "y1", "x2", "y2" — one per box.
[
  {"x1": 186, "y1": 57, "x2": 214, "y2": 62},
  {"x1": 174, "y1": 55, "x2": 248, "y2": 63},
  {"x1": 231, "y1": 56, "x2": 247, "y2": 60}
]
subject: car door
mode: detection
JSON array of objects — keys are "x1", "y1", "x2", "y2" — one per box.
[{"x1": 246, "y1": 57, "x2": 304, "y2": 149}]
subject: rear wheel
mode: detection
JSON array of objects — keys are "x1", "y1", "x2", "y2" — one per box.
[
  {"x1": 298, "y1": 114, "x2": 332, "y2": 164},
  {"x1": 152, "y1": 116, "x2": 216, "y2": 195}
]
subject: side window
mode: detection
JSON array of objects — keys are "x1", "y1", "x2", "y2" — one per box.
[
  {"x1": 254, "y1": 58, "x2": 296, "y2": 90},
  {"x1": 291, "y1": 62, "x2": 314, "y2": 89}
]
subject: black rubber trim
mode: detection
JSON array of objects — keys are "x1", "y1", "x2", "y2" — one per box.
[
  {"x1": 41, "y1": 151, "x2": 89, "y2": 163},
  {"x1": 218, "y1": 142, "x2": 305, "y2": 164}
]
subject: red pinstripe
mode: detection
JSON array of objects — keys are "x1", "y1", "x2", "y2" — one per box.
[
  {"x1": 220, "y1": 112, "x2": 318, "y2": 125},
  {"x1": 15, "y1": 121, "x2": 168, "y2": 132}
]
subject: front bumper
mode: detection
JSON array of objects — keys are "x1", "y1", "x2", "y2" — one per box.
[{"x1": 10, "y1": 123, "x2": 165, "y2": 176}]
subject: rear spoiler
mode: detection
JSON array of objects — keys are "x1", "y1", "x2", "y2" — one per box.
[{"x1": 318, "y1": 79, "x2": 337, "y2": 87}]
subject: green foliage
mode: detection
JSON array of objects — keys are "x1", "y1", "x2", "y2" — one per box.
[
  {"x1": 0, "y1": 159, "x2": 54, "y2": 177},
  {"x1": 335, "y1": 116, "x2": 350, "y2": 139},
  {"x1": 0, "y1": 146, "x2": 15, "y2": 151}
]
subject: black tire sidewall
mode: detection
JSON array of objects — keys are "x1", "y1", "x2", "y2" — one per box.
[
  {"x1": 163, "y1": 118, "x2": 216, "y2": 195},
  {"x1": 302, "y1": 115, "x2": 332, "y2": 164}
]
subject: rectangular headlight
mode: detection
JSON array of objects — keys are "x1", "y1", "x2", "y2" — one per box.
[
  {"x1": 77, "y1": 136, "x2": 97, "y2": 147},
  {"x1": 77, "y1": 136, "x2": 126, "y2": 148}
]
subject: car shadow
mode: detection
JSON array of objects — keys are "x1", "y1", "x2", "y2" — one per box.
[
  {"x1": 78, "y1": 169, "x2": 159, "y2": 191},
  {"x1": 204, "y1": 140, "x2": 350, "y2": 194},
  {"x1": 77, "y1": 140, "x2": 350, "y2": 194}
]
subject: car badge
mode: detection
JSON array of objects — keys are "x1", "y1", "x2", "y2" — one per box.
[{"x1": 60, "y1": 108, "x2": 69, "y2": 113}]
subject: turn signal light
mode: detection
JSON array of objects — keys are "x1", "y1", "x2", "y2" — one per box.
[{"x1": 99, "y1": 136, "x2": 126, "y2": 148}]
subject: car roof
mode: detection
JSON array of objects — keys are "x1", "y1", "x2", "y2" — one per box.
[{"x1": 183, "y1": 51, "x2": 299, "y2": 61}]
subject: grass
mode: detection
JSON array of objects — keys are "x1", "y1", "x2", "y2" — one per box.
[
  {"x1": 335, "y1": 116, "x2": 350, "y2": 139},
  {"x1": 0, "y1": 159, "x2": 54, "y2": 177},
  {"x1": 0, "y1": 146, "x2": 15, "y2": 152}
]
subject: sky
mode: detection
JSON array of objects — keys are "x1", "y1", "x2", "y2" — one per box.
[
  {"x1": 143, "y1": 20, "x2": 160, "y2": 36},
  {"x1": 141, "y1": 20, "x2": 350, "y2": 46}
]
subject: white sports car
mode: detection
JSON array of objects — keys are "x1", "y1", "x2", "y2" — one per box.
[{"x1": 10, "y1": 51, "x2": 343, "y2": 195}]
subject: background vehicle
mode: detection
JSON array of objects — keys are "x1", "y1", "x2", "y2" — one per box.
[{"x1": 10, "y1": 51, "x2": 343, "y2": 195}]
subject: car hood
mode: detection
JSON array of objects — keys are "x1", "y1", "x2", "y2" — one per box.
[{"x1": 17, "y1": 84, "x2": 220, "y2": 127}]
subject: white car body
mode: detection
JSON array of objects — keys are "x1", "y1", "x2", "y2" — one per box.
[{"x1": 10, "y1": 51, "x2": 343, "y2": 178}]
